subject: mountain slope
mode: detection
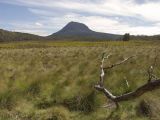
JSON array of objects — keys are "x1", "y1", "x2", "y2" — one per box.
[
  {"x1": 48, "y1": 22, "x2": 122, "y2": 40},
  {"x1": 0, "y1": 29, "x2": 44, "y2": 42}
]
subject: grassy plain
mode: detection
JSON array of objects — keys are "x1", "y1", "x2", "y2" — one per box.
[{"x1": 0, "y1": 40, "x2": 160, "y2": 120}]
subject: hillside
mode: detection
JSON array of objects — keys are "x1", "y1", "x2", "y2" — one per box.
[{"x1": 0, "y1": 29, "x2": 44, "y2": 42}]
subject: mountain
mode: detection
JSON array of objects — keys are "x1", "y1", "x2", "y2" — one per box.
[
  {"x1": 47, "y1": 22, "x2": 122, "y2": 40},
  {"x1": 0, "y1": 29, "x2": 44, "y2": 42}
]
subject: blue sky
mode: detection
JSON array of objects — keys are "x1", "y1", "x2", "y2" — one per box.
[{"x1": 0, "y1": 0, "x2": 160, "y2": 36}]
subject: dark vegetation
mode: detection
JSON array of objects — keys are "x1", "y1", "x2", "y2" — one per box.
[
  {"x1": 123, "y1": 33, "x2": 130, "y2": 41},
  {"x1": 0, "y1": 29, "x2": 44, "y2": 42}
]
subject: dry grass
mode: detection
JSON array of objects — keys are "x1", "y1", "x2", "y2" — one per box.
[{"x1": 0, "y1": 40, "x2": 159, "y2": 120}]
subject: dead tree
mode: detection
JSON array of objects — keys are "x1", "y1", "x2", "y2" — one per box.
[{"x1": 94, "y1": 53, "x2": 159, "y2": 108}]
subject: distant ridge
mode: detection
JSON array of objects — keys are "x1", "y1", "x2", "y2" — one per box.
[
  {"x1": 0, "y1": 29, "x2": 44, "y2": 42},
  {"x1": 0, "y1": 21, "x2": 160, "y2": 42},
  {"x1": 48, "y1": 21, "x2": 122, "y2": 40}
]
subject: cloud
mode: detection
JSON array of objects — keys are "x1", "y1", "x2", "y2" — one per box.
[
  {"x1": 132, "y1": 2, "x2": 160, "y2": 22},
  {"x1": 35, "y1": 22, "x2": 43, "y2": 27},
  {"x1": 1, "y1": 0, "x2": 160, "y2": 35}
]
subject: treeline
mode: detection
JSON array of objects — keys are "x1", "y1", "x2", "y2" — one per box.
[
  {"x1": 121, "y1": 33, "x2": 160, "y2": 41},
  {"x1": 131, "y1": 35, "x2": 160, "y2": 41}
]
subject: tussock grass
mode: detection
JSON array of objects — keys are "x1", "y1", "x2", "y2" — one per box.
[{"x1": 0, "y1": 40, "x2": 159, "y2": 119}]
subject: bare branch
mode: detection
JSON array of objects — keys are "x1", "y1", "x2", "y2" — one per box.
[
  {"x1": 99, "y1": 53, "x2": 111, "y2": 86},
  {"x1": 104, "y1": 56, "x2": 134, "y2": 70},
  {"x1": 148, "y1": 66, "x2": 153, "y2": 82},
  {"x1": 95, "y1": 85, "x2": 116, "y2": 100},
  {"x1": 125, "y1": 79, "x2": 129, "y2": 88},
  {"x1": 96, "y1": 79, "x2": 160, "y2": 103},
  {"x1": 95, "y1": 53, "x2": 160, "y2": 107},
  {"x1": 114, "y1": 79, "x2": 160, "y2": 102}
]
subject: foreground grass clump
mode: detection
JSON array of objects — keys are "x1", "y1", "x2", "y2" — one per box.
[
  {"x1": 63, "y1": 91, "x2": 96, "y2": 113},
  {"x1": 35, "y1": 107, "x2": 70, "y2": 120},
  {"x1": 0, "y1": 40, "x2": 159, "y2": 120},
  {"x1": 0, "y1": 91, "x2": 15, "y2": 110}
]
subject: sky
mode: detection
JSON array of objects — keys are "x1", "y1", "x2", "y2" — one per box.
[{"x1": 0, "y1": 0, "x2": 160, "y2": 36}]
